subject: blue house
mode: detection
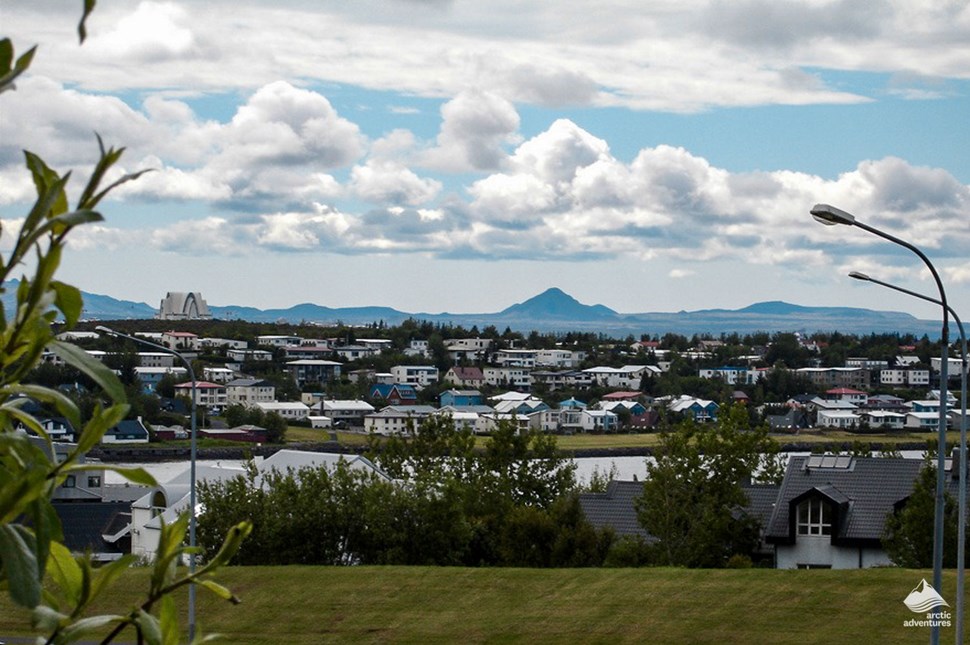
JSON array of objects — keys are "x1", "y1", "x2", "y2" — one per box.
[
  {"x1": 370, "y1": 383, "x2": 418, "y2": 406},
  {"x1": 439, "y1": 389, "x2": 483, "y2": 407}
]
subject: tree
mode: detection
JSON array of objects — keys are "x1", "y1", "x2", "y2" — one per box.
[
  {"x1": 883, "y1": 462, "x2": 961, "y2": 568},
  {"x1": 0, "y1": 9, "x2": 249, "y2": 643},
  {"x1": 636, "y1": 403, "x2": 782, "y2": 567}
]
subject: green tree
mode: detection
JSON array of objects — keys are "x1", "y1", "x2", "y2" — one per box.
[
  {"x1": 636, "y1": 403, "x2": 782, "y2": 567},
  {"x1": 0, "y1": 9, "x2": 249, "y2": 642},
  {"x1": 883, "y1": 463, "x2": 961, "y2": 568}
]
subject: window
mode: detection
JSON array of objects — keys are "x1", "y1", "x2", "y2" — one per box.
[
  {"x1": 88, "y1": 475, "x2": 101, "y2": 488},
  {"x1": 797, "y1": 498, "x2": 832, "y2": 536},
  {"x1": 63, "y1": 475, "x2": 76, "y2": 488}
]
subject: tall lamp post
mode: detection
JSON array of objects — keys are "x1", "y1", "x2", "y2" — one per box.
[
  {"x1": 849, "y1": 271, "x2": 968, "y2": 644},
  {"x1": 96, "y1": 326, "x2": 199, "y2": 641},
  {"x1": 811, "y1": 203, "x2": 950, "y2": 645}
]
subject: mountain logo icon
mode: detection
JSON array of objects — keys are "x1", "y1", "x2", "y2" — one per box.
[{"x1": 904, "y1": 579, "x2": 949, "y2": 614}]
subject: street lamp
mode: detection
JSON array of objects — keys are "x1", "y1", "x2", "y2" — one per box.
[
  {"x1": 96, "y1": 326, "x2": 199, "y2": 641},
  {"x1": 811, "y1": 203, "x2": 951, "y2": 645},
  {"x1": 849, "y1": 271, "x2": 968, "y2": 643}
]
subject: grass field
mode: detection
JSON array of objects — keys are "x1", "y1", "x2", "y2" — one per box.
[
  {"x1": 1, "y1": 566, "x2": 965, "y2": 644},
  {"x1": 284, "y1": 425, "x2": 947, "y2": 454}
]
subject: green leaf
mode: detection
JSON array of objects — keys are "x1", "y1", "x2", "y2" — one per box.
[
  {"x1": 46, "y1": 541, "x2": 84, "y2": 607},
  {"x1": 31, "y1": 604, "x2": 68, "y2": 633},
  {"x1": 135, "y1": 608, "x2": 164, "y2": 645},
  {"x1": 49, "y1": 339, "x2": 126, "y2": 402},
  {"x1": 0, "y1": 38, "x2": 12, "y2": 73},
  {"x1": 197, "y1": 578, "x2": 240, "y2": 604},
  {"x1": 79, "y1": 0, "x2": 98, "y2": 43},
  {"x1": 60, "y1": 614, "x2": 127, "y2": 642},
  {"x1": 0, "y1": 43, "x2": 36, "y2": 94},
  {"x1": 0, "y1": 524, "x2": 41, "y2": 607},
  {"x1": 51, "y1": 280, "x2": 83, "y2": 328},
  {"x1": 72, "y1": 403, "x2": 129, "y2": 456},
  {"x1": 159, "y1": 594, "x2": 180, "y2": 645}
]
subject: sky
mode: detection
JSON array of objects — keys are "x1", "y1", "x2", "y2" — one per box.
[{"x1": 2, "y1": 1, "x2": 969, "y2": 321}]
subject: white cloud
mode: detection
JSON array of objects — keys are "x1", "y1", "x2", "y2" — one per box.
[{"x1": 422, "y1": 89, "x2": 520, "y2": 172}]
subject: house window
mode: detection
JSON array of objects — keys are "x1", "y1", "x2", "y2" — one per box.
[
  {"x1": 797, "y1": 498, "x2": 832, "y2": 536},
  {"x1": 63, "y1": 475, "x2": 76, "y2": 488},
  {"x1": 88, "y1": 475, "x2": 101, "y2": 488}
]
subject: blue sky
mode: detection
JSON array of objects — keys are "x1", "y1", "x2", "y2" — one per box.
[{"x1": 2, "y1": 1, "x2": 968, "y2": 321}]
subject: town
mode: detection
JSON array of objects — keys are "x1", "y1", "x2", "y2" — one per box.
[{"x1": 18, "y1": 290, "x2": 967, "y2": 576}]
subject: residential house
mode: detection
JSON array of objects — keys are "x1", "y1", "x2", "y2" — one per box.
[
  {"x1": 796, "y1": 367, "x2": 870, "y2": 389},
  {"x1": 765, "y1": 455, "x2": 923, "y2": 569},
  {"x1": 254, "y1": 400, "x2": 310, "y2": 420},
  {"x1": 370, "y1": 383, "x2": 418, "y2": 406},
  {"x1": 199, "y1": 425, "x2": 267, "y2": 443},
  {"x1": 102, "y1": 418, "x2": 150, "y2": 444},
  {"x1": 318, "y1": 399, "x2": 376, "y2": 427},
  {"x1": 860, "y1": 410, "x2": 906, "y2": 431},
  {"x1": 286, "y1": 359, "x2": 342, "y2": 388},
  {"x1": 226, "y1": 348, "x2": 273, "y2": 363},
  {"x1": 439, "y1": 389, "x2": 483, "y2": 407},
  {"x1": 881, "y1": 367, "x2": 931, "y2": 388},
  {"x1": 283, "y1": 345, "x2": 336, "y2": 361},
  {"x1": 697, "y1": 366, "x2": 764, "y2": 385},
  {"x1": 333, "y1": 345, "x2": 380, "y2": 361},
  {"x1": 583, "y1": 365, "x2": 660, "y2": 389},
  {"x1": 483, "y1": 366, "x2": 531, "y2": 390},
  {"x1": 226, "y1": 378, "x2": 276, "y2": 407},
  {"x1": 822, "y1": 388, "x2": 869, "y2": 407},
  {"x1": 137, "y1": 352, "x2": 176, "y2": 368},
  {"x1": 256, "y1": 335, "x2": 302, "y2": 347},
  {"x1": 667, "y1": 396, "x2": 719, "y2": 422},
  {"x1": 390, "y1": 365, "x2": 439, "y2": 388},
  {"x1": 816, "y1": 409, "x2": 860, "y2": 429},
  {"x1": 160, "y1": 331, "x2": 199, "y2": 351},
  {"x1": 53, "y1": 501, "x2": 132, "y2": 562},
  {"x1": 203, "y1": 366, "x2": 237, "y2": 383},
  {"x1": 134, "y1": 366, "x2": 188, "y2": 393},
  {"x1": 597, "y1": 400, "x2": 648, "y2": 417},
  {"x1": 493, "y1": 349, "x2": 538, "y2": 368},
  {"x1": 174, "y1": 381, "x2": 228, "y2": 408},
  {"x1": 364, "y1": 405, "x2": 437, "y2": 435},
  {"x1": 39, "y1": 417, "x2": 78, "y2": 442},
  {"x1": 536, "y1": 349, "x2": 585, "y2": 368},
  {"x1": 443, "y1": 366, "x2": 485, "y2": 388},
  {"x1": 493, "y1": 397, "x2": 549, "y2": 416},
  {"x1": 529, "y1": 370, "x2": 592, "y2": 391}
]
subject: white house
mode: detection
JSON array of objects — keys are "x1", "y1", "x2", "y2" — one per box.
[
  {"x1": 254, "y1": 401, "x2": 310, "y2": 420},
  {"x1": 226, "y1": 378, "x2": 276, "y2": 407},
  {"x1": 390, "y1": 365, "x2": 439, "y2": 388},
  {"x1": 766, "y1": 455, "x2": 923, "y2": 569}
]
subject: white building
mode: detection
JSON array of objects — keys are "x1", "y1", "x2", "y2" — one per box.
[
  {"x1": 254, "y1": 401, "x2": 310, "y2": 420},
  {"x1": 157, "y1": 292, "x2": 211, "y2": 320},
  {"x1": 390, "y1": 365, "x2": 440, "y2": 388}
]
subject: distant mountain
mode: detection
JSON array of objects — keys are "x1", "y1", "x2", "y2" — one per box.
[
  {"x1": 496, "y1": 287, "x2": 618, "y2": 320},
  {"x1": 3, "y1": 281, "x2": 943, "y2": 337}
]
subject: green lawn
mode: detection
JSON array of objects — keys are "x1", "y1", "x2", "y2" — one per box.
[
  {"x1": 283, "y1": 426, "x2": 949, "y2": 454},
  {"x1": 1, "y1": 566, "x2": 965, "y2": 644}
]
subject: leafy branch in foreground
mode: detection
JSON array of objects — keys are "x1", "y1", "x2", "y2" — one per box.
[{"x1": 1, "y1": 5, "x2": 249, "y2": 643}]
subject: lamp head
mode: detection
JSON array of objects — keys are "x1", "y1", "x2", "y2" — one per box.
[
  {"x1": 848, "y1": 271, "x2": 871, "y2": 282},
  {"x1": 811, "y1": 203, "x2": 856, "y2": 226}
]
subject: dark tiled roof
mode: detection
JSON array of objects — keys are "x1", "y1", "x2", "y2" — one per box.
[
  {"x1": 53, "y1": 501, "x2": 132, "y2": 556},
  {"x1": 578, "y1": 481, "x2": 653, "y2": 540},
  {"x1": 765, "y1": 456, "x2": 923, "y2": 545},
  {"x1": 579, "y1": 480, "x2": 780, "y2": 542}
]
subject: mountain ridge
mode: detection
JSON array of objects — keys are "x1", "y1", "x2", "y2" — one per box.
[{"x1": 1, "y1": 281, "x2": 940, "y2": 337}]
